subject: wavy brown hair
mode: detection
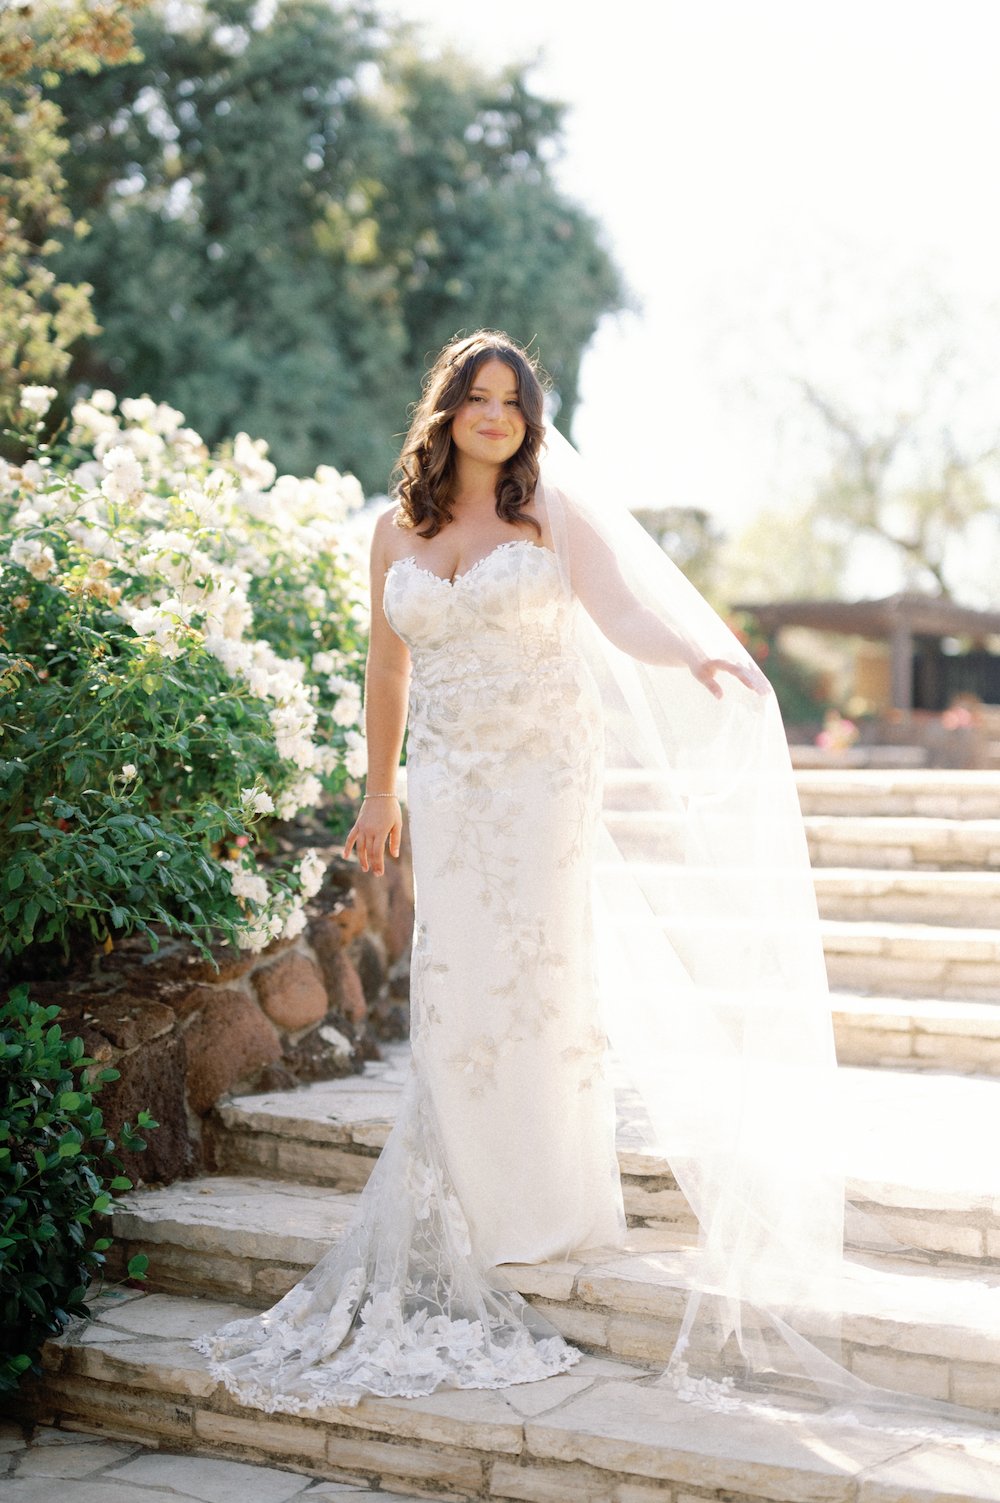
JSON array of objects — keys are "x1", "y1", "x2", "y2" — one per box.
[{"x1": 392, "y1": 330, "x2": 547, "y2": 538}]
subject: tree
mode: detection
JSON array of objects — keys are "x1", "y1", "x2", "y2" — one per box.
[
  {"x1": 0, "y1": 0, "x2": 147, "y2": 430},
  {"x1": 631, "y1": 505, "x2": 724, "y2": 600},
  {"x1": 49, "y1": 0, "x2": 624, "y2": 490},
  {"x1": 790, "y1": 372, "x2": 998, "y2": 598}
]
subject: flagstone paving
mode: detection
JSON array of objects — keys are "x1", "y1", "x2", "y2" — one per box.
[{"x1": 0, "y1": 1419, "x2": 425, "y2": 1502}]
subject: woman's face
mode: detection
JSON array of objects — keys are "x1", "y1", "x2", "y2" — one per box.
[{"x1": 449, "y1": 357, "x2": 527, "y2": 467}]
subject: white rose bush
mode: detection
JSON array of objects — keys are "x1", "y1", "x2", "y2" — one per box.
[{"x1": 1, "y1": 388, "x2": 372, "y2": 969}]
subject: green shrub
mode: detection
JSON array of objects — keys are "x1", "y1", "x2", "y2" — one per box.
[
  {"x1": 0, "y1": 983, "x2": 158, "y2": 1393},
  {"x1": 1, "y1": 388, "x2": 370, "y2": 969}
]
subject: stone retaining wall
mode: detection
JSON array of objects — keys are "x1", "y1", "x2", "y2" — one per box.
[{"x1": 16, "y1": 828, "x2": 415, "y2": 1188}]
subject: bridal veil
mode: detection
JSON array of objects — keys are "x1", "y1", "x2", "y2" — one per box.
[{"x1": 537, "y1": 421, "x2": 993, "y2": 1428}]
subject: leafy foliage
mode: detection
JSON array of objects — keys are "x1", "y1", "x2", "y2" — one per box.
[
  {"x1": 1, "y1": 390, "x2": 368, "y2": 971},
  {"x1": 0, "y1": 0, "x2": 148, "y2": 428},
  {"x1": 731, "y1": 613, "x2": 831, "y2": 725},
  {"x1": 48, "y1": 0, "x2": 624, "y2": 489},
  {"x1": 0, "y1": 981, "x2": 157, "y2": 1394}
]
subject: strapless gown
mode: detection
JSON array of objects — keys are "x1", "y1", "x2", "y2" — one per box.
[{"x1": 195, "y1": 538, "x2": 628, "y2": 1412}]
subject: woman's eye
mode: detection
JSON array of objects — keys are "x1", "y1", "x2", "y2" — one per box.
[{"x1": 506, "y1": 400, "x2": 520, "y2": 407}]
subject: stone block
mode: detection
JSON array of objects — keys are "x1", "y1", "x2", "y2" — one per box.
[
  {"x1": 94, "y1": 1026, "x2": 192, "y2": 1184},
  {"x1": 605, "y1": 1314, "x2": 678, "y2": 1364},
  {"x1": 314, "y1": 941, "x2": 368, "y2": 1027},
  {"x1": 951, "y1": 1360, "x2": 1000, "y2": 1412},
  {"x1": 858, "y1": 1439, "x2": 1000, "y2": 1502},
  {"x1": 68, "y1": 1336, "x2": 220, "y2": 1399},
  {"x1": 253, "y1": 951, "x2": 329, "y2": 1031},
  {"x1": 209, "y1": 1129, "x2": 277, "y2": 1176},
  {"x1": 193, "y1": 1408, "x2": 327, "y2": 1463},
  {"x1": 347, "y1": 1385, "x2": 523, "y2": 1452},
  {"x1": 251, "y1": 1264, "x2": 301, "y2": 1301},
  {"x1": 274, "y1": 1139, "x2": 375, "y2": 1189},
  {"x1": 354, "y1": 932, "x2": 388, "y2": 1004},
  {"x1": 848, "y1": 1347, "x2": 950, "y2": 1401},
  {"x1": 524, "y1": 1379, "x2": 909, "y2": 1500},
  {"x1": 871, "y1": 1212, "x2": 984, "y2": 1261},
  {"x1": 61, "y1": 996, "x2": 176, "y2": 1051},
  {"x1": 489, "y1": 1457, "x2": 617, "y2": 1502},
  {"x1": 505, "y1": 1261, "x2": 579, "y2": 1302},
  {"x1": 182, "y1": 990, "x2": 281, "y2": 1115},
  {"x1": 35, "y1": 1373, "x2": 193, "y2": 1441},
  {"x1": 529, "y1": 1301, "x2": 608, "y2": 1349},
  {"x1": 324, "y1": 1432, "x2": 484, "y2": 1494}
]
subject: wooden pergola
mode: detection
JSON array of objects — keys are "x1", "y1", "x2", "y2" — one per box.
[{"x1": 734, "y1": 592, "x2": 1000, "y2": 711}]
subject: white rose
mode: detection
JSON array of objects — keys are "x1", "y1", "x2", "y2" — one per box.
[
  {"x1": 10, "y1": 537, "x2": 56, "y2": 580},
  {"x1": 101, "y1": 445, "x2": 144, "y2": 504},
  {"x1": 331, "y1": 681, "x2": 362, "y2": 728},
  {"x1": 222, "y1": 859, "x2": 269, "y2": 907},
  {"x1": 18, "y1": 385, "x2": 57, "y2": 417},
  {"x1": 233, "y1": 431, "x2": 277, "y2": 491},
  {"x1": 344, "y1": 729, "x2": 367, "y2": 779},
  {"x1": 298, "y1": 848, "x2": 327, "y2": 899},
  {"x1": 240, "y1": 786, "x2": 275, "y2": 816},
  {"x1": 282, "y1": 905, "x2": 307, "y2": 940},
  {"x1": 90, "y1": 389, "x2": 118, "y2": 413},
  {"x1": 120, "y1": 395, "x2": 158, "y2": 426}
]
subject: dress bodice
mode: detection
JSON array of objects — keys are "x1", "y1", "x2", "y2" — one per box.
[
  {"x1": 383, "y1": 535, "x2": 603, "y2": 801},
  {"x1": 382, "y1": 538, "x2": 573, "y2": 685}
]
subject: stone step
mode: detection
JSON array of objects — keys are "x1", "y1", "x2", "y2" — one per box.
[
  {"x1": 815, "y1": 868, "x2": 1000, "y2": 927},
  {"x1": 604, "y1": 809, "x2": 1000, "y2": 871},
  {"x1": 605, "y1": 858, "x2": 1000, "y2": 930},
  {"x1": 104, "y1": 1180, "x2": 1000, "y2": 1419},
  {"x1": 832, "y1": 992, "x2": 1000, "y2": 1075},
  {"x1": 821, "y1": 919, "x2": 1000, "y2": 999},
  {"x1": 805, "y1": 814, "x2": 1000, "y2": 871},
  {"x1": 204, "y1": 1051, "x2": 1000, "y2": 1269},
  {"x1": 794, "y1": 769, "x2": 1000, "y2": 820},
  {"x1": 603, "y1": 767, "x2": 1000, "y2": 820},
  {"x1": 16, "y1": 1289, "x2": 1000, "y2": 1503}
]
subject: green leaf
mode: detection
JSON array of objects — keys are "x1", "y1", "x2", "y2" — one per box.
[{"x1": 126, "y1": 1252, "x2": 150, "y2": 1280}]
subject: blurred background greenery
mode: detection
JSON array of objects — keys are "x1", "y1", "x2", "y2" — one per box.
[{"x1": 3, "y1": 0, "x2": 623, "y2": 491}]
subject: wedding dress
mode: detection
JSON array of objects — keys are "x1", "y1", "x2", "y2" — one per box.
[
  {"x1": 197, "y1": 433, "x2": 996, "y2": 1428},
  {"x1": 195, "y1": 536, "x2": 630, "y2": 1412}
]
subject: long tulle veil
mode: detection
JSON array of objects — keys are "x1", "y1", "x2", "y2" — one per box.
[{"x1": 538, "y1": 421, "x2": 996, "y2": 1429}]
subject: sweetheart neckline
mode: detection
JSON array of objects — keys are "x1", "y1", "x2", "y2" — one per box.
[{"x1": 386, "y1": 538, "x2": 556, "y2": 588}]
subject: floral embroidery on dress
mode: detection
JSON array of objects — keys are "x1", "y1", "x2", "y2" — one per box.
[{"x1": 195, "y1": 539, "x2": 625, "y2": 1411}]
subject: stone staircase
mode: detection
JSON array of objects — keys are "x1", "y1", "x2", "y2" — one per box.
[
  {"x1": 799, "y1": 770, "x2": 1000, "y2": 1070},
  {"x1": 14, "y1": 769, "x2": 1000, "y2": 1500}
]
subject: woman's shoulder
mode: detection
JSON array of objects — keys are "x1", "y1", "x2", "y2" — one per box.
[{"x1": 373, "y1": 505, "x2": 415, "y2": 562}]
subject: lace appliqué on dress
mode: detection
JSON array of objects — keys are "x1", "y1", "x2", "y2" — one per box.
[{"x1": 194, "y1": 1074, "x2": 581, "y2": 1413}]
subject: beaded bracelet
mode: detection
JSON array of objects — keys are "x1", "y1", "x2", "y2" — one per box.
[{"x1": 362, "y1": 792, "x2": 399, "y2": 800}]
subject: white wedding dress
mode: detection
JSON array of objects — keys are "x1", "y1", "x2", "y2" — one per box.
[{"x1": 195, "y1": 538, "x2": 629, "y2": 1412}]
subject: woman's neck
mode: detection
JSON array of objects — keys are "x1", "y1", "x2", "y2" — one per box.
[{"x1": 451, "y1": 452, "x2": 501, "y2": 513}]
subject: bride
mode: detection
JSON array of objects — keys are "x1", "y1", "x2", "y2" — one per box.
[{"x1": 194, "y1": 330, "x2": 959, "y2": 1425}]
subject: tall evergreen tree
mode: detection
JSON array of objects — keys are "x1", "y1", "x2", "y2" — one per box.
[{"x1": 52, "y1": 0, "x2": 624, "y2": 488}]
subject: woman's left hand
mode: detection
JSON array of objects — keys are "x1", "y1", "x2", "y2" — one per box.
[{"x1": 692, "y1": 657, "x2": 772, "y2": 699}]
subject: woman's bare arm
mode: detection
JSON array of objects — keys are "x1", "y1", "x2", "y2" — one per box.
[
  {"x1": 343, "y1": 511, "x2": 411, "y2": 874},
  {"x1": 566, "y1": 509, "x2": 770, "y2": 699}
]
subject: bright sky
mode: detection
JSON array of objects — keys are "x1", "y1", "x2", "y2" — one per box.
[{"x1": 385, "y1": 0, "x2": 1000, "y2": 595}]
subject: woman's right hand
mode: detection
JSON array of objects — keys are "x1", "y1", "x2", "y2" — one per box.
[{"x1": 343, "y1": 796, "x2": 402, "y2": 876}]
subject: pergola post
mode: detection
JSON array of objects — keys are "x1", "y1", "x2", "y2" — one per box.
[{"x1": 890, "y1": 624, "x2": 914, "y2": 710}]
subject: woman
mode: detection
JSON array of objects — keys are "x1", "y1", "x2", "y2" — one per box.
[{"x1": 197, "y1": 331, "x2": 950, "y2": 1424}]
